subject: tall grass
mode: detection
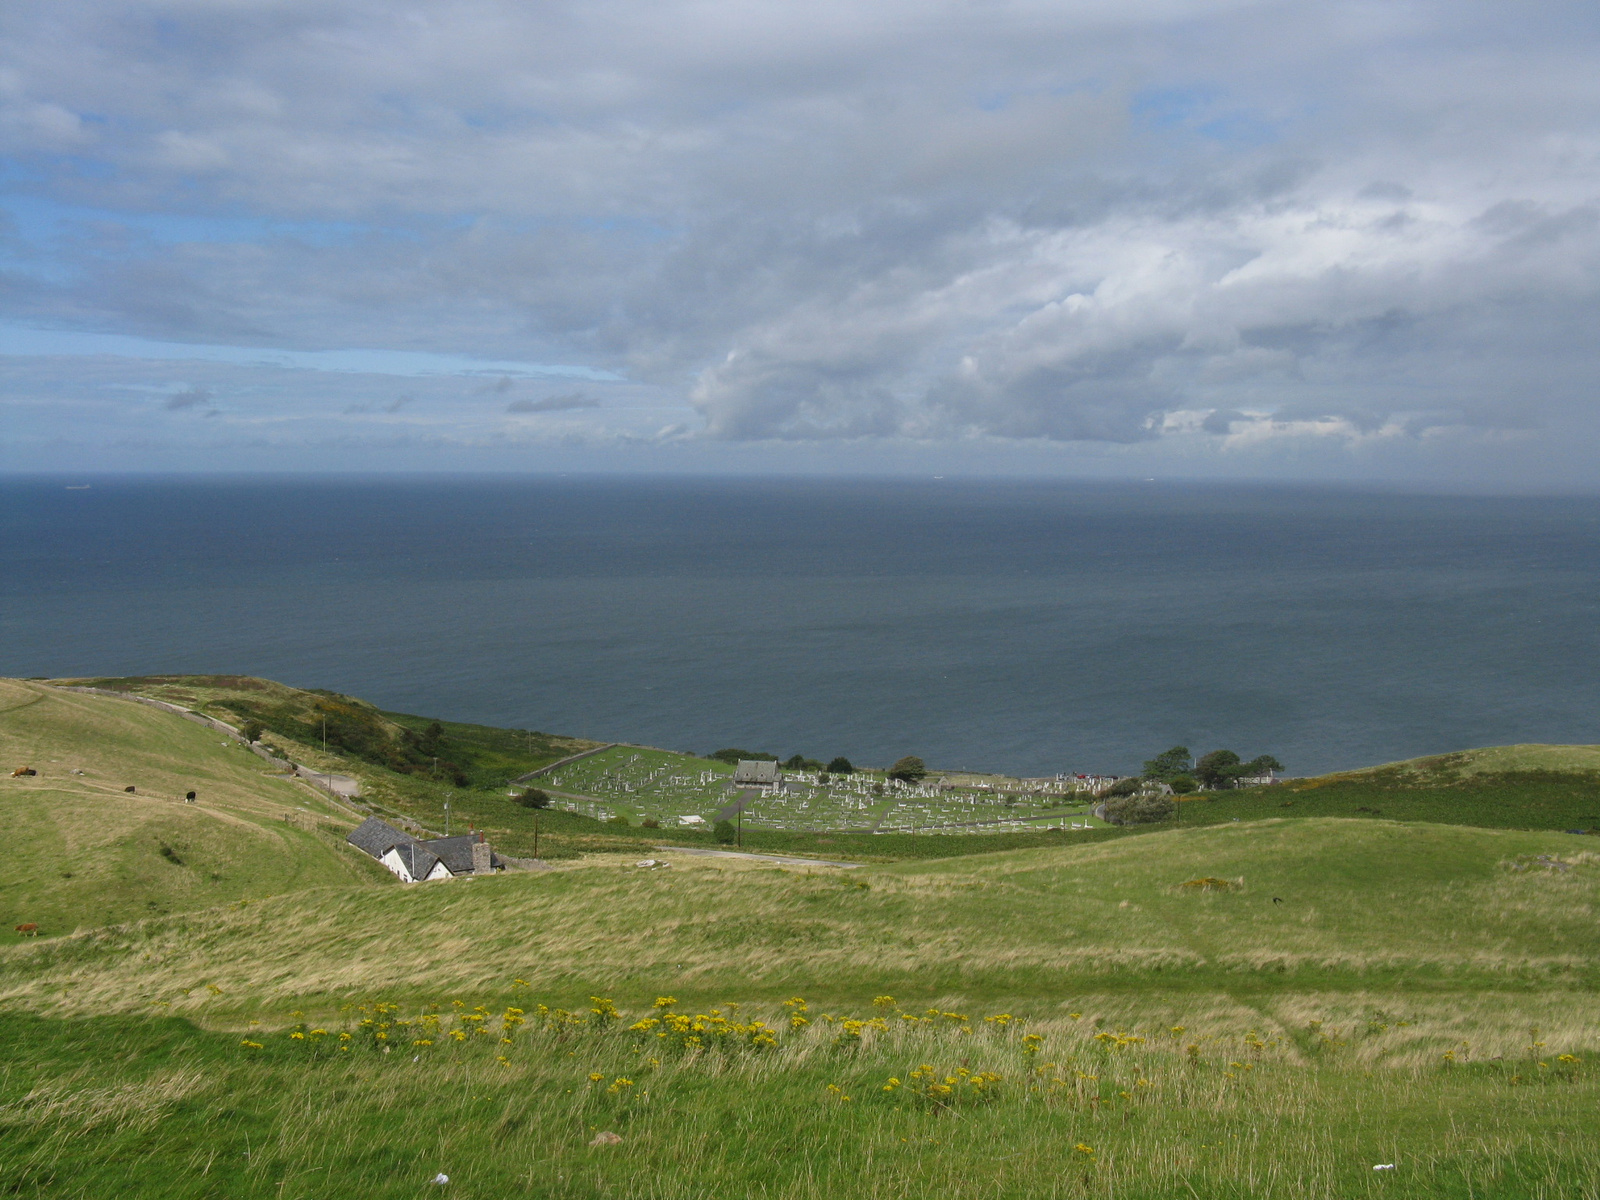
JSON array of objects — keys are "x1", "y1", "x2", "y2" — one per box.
[{"x1": 1, "y1": 994, "x2": 1594, "y2": 1199}]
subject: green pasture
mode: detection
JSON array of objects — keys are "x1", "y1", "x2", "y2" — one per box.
[{"x1": 5, "y1": 678, "x2": 1600, "y2": 1197}]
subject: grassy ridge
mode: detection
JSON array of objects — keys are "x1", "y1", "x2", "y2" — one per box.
[
  {"x1": 0, "y1": 681, "x2": 386, "y2": 941},
  {"x1": 57, "y1": 674, "x2": 596, "y2": 789},
  {"x1": 5, "y1": 820, "x2": 1596, "y2": 1016},
  {"x1": 1186, "y1": 768, "x2": 1600, "y2": 834}
]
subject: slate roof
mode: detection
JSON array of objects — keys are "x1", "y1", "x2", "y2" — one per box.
[
  {"x1": 420, "y1": 834, "x2": 487, "y2": 875},
  {"x1": 390, "y1": 841, "x2": 442, "y2": 880},
  {"x1": 347, "y1": 816, "x2": 414, "y2": 858},
  {"x1": 347, "y1": 817, "x2": 500, "y2": 877},
  {"x1": 733, "y1": 759, "x2": 781, "y2": 785}
]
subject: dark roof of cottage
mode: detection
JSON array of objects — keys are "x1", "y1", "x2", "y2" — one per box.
[
  {"x1": 417, "y1": 834, "x2": 503, "y2": 874},
  {"x1": 390, "y1": 841, "x2": 442, "y2": 880},
  {"x1": 347, "y1": 816, "x2": 414, "y2": 858},
  {"x1": 733, "y1": 759, "x2": 781, "y2": 784}
]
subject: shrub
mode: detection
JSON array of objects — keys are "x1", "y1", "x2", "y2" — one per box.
[
  {"x1": 714, "y1": 819, "x2": 737, "y2": 844},
  {"x1": 1103, "y1": 794, "x2": 1177, "y2": 825},
  {"x1": 606, "y1": 814, "x2": 631, "y2": 827},
  {"x1": 1106, "y1": 777, "x2": 1141, "y2": 797},
  {"x1": 240, "y1": 720, "x2": 264, "y2": 743},
  {"x1": 640, "y1": 816, "x2": 660, "y2": 829},
  {"x1": 1170, "y1": 775, "x2": 1197, "y2": 795},
  {"x1": 826, "y1": 756, "x2": 854, "y2": 775},
  {"x1": 514, "y1": 788, "x2": 551, "y2": 809}
]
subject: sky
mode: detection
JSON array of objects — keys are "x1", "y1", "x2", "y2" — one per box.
[{"x1": 2, "y1": 0, "x2": 1599, "y2": 483}]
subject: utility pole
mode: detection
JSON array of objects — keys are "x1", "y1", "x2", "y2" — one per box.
[
  {"x1": 736, "y1": 803, "x2": 743, "y2": 849},
  {"x1": 322, "y1": 716, "x2": 327, "y2": 753},
  {"x1": 444, "y1": 798, "x2": 451, "y2": 838},
  {"x1": 533, "y1": 815, "x2": 540, "y2": 861}
]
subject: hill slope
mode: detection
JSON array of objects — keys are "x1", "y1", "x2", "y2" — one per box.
[
  {"x1": 0, "y1": 680, "x2": 387, "y2": 939},
  {"x1": 4, "y1": 817, "x2": 1595, "y2": 1016},
  {"x1": 1186, "y1": 743, "x2": 1600, "y2": 832}
]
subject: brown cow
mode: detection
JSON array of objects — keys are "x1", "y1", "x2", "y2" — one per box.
[
  {"x1": 11, "y1": 767, "x2": 37, "y2": 777},
  {"x1": 14, "y1": 924, "x2": 38, "y2": 936},
  {"x1": 125, "y1": 785, "x2": 136, "y2": 793}
]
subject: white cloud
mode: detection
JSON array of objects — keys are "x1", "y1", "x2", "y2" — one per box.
[{"x1": 0, "y1": 0, "x2": 1598, "y2": 478}]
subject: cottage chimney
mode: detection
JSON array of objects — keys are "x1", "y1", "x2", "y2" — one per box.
[{"x1": 471, "y1": 838, "x2": 493, "y2": 874}]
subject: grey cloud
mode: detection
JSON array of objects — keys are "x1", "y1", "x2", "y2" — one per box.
[
  {"x1": 1, "y1": 0, "x2": 1599, "y2": 470},
  {"x1": 507, "y1": 393, "x2": 601, "y2": 413},
  {"x1": 164, "y1": 386, "x2": 212, "y2": 410},
  {"x1": 1202, "y1": 409, "x2": 1246, "y2": 435}
]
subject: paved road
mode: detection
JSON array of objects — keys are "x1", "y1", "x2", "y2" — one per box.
[
  {"x1": 295, "y1": 767, "x2": 361, "y2": 798},
  {"x1": 713, "y1": 787, "x2": 756, "y2": 822},
  {"x1": 655, "y1": 845, "x2": 862, "y2": 870}
]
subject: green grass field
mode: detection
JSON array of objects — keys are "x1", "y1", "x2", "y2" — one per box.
[
  {"x1": 2, "y1": 679, "x2": 1598, "y2": 1197},
  {"x1": 0, "y1": 680, "x2": 388, "y2": 942}
]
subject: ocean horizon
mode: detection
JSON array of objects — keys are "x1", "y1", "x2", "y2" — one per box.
[{"x1": 4, "y1": 474, "x2": 1598, "y2": 778}]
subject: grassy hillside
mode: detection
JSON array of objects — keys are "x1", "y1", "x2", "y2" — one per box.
[
  {"x1": 57, "y1": 673, "x2": 597, "y2": 789},
  {"x1": 1, "y1": 818, "x2": 1596, "y2": 1198},
  {"x1": 1186, "y1": 745, "x2": 1600, "y2": 832},
  {"x1": 0, "y1": 680, "x2": 388, "y2": 940},
  {"x1": 6, "y1": 683, "x2": 1600, "y2": 1197},
  {"x1": 5, "y1": 818, "x2": 1596, "y2": 1015}
]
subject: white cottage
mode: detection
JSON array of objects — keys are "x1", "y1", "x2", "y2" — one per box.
[{"x1": 346, "y1": 817, "x2": 501, "y2": 883}]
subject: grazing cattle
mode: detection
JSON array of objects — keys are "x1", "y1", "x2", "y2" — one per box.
[
  {"x1": 124, "y1": 785, "x2": 137, "y2": 793},
  {"x1": 11, "y1": 767, "x2": 37, "y2": 777},
  {"x1": 185, "y1": 791, "x2": 197, "y2": 801},
  {"x1": 14, "y1": 924, "x2": 38, "y2": 936}
]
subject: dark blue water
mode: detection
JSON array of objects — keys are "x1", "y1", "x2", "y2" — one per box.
[{"x1": 3, "y1": 476, "x2": 1598, "y2": 776}]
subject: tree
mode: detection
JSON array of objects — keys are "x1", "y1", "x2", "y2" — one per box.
[
  {"x1": 714, "y1": 819, "x2": 737, "y2": 844},
  {"x1": 240, "y1": 720, "x2": 264, "y2": 744},
  {"x1": 1142, "y1": 746, "x2": 1192, "y2": 781},
  {"x1": 1244, "y1": 754, "x2": 1284, "y2": 776},
  {"x1": 514, "y1": 788, "x2": 550, "y2": 809},
  {"x1": 826, "y1": 756, "x2": 854, "y2": 775},
  {"x1": 1169, "y1": 774, "x2": 1197, "y2": 795},
  {"x1": 1195, "y1": 749, "x2": 1243, "y2": 789},
  {"x1": 710, "y1": 748, "x2": 776, "y2": 765},
  {"x1": 1195, "y1": 750, "x2": 1282, "y2": 789},
  {"x1": 1106, "y1": 777, "x2": 1142, "y2": 797},
  {"x1": 887, "y1": 755, "x2": 927, "y2": 783}
]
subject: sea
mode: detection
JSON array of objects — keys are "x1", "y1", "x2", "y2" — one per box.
[{"x1": 3, "y1": 475, "x2": 1598, "y2": 778}]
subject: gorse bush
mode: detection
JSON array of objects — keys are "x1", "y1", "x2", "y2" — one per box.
[{"x1": 1103, "y1": 794, "x2": 1177, "y2": 825}]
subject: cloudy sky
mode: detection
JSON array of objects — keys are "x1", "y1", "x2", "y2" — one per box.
[{"x1": 2, "y1": 0, "x2": 1598, "y2": 482}]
